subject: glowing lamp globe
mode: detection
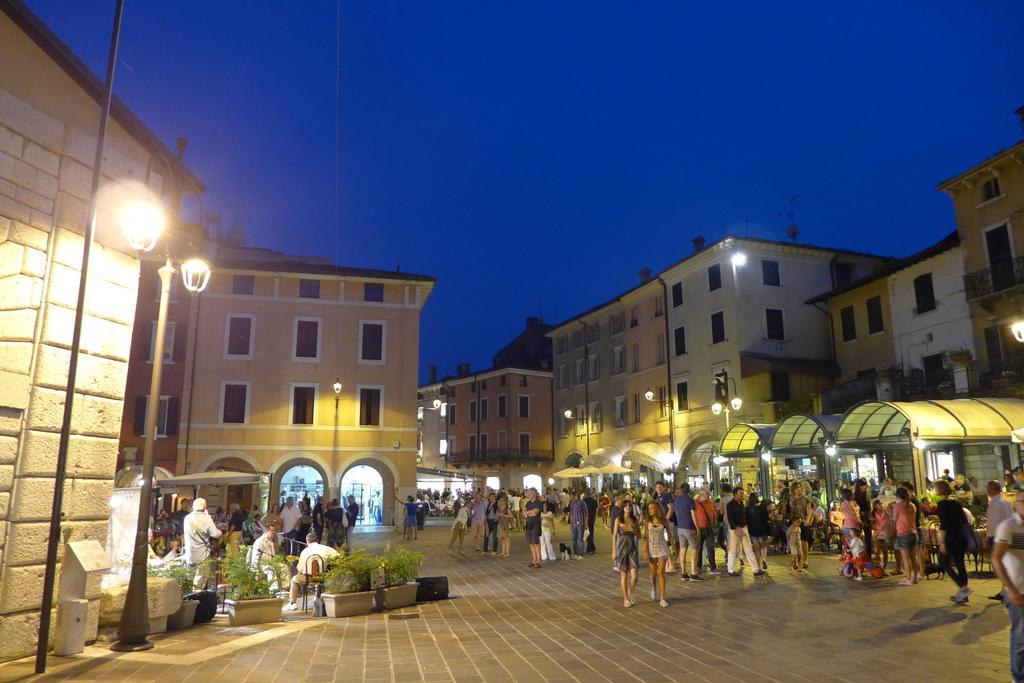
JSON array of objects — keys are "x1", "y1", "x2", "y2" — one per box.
[
  {"x1": 563, "y1": 409, "x2": 573, "y2": 419},
  {"x1": 825, "y1": 444, "x2": 837, "y2": 457},
  {"x1": 334, "y1": 379, "x2": 343, "y2": 395},
  {"x1": 1013, "y1": 321, "x2": 1024, "y2": 343},
  {"x1": 644, "y1": 389, "x2": 655, "y2": 401},
  {"x1": 180, "y1": 258, "x2": 211, "y2": 293},
  {"x1": 730, "y1": 397, "x2": 743, "y2": 411},
  {"x1": 432, "y1": 398, "x2": 441, "y2": 409},
  {"x1": 121, "y1": 202, "x2": 165, "y2": 252},
  {"x1": 711, "y1": 402, "x2": 723, "y2": 415},
  {"x1": 731, "y1": 252, "x2": 747, "y2": 267}
]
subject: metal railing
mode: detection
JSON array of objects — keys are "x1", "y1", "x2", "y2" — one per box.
[
  {"x1": 448, "y1": 449, "x2": 554, "y2": 465},
  {"x1": 963, "y1": 256, "x2": 1024, "y2": 300}
]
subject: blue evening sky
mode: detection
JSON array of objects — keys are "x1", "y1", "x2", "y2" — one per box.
[{"x1": 25, "y1": 1, "x2": 1024, "y2": 381}]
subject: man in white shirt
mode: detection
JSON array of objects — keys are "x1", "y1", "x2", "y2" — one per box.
[
  {"x1": 989, "y1": 480, "x2": 1016, "y2": 601},
  {"x1": 183, "y1": 498, "x2": 221, "y2": 589},
  {"x1": 279, "y1": 496, "x2": 301, "y2": 554},
  {"x1": 990, "y1": 490, "x2": 1024, "y2": 682},
  {"x1": 284, "y1": 532, "x2": 339, "y2": 610}
]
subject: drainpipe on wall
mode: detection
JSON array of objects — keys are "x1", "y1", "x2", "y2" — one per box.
[
  {"x1": 657, "y1": 277, "x2": 677, "y2": 470},
  {"x1": 577, "y1": 320, "x2": 591, "y2": 459}
]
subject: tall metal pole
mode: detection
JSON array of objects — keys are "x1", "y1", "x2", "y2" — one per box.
[
  {"x1": 112, "y1": 256, "x2": 174, "y2": 651},
  {"x1": 35, "y1": 0, "x2": 125, "y2": 672}
]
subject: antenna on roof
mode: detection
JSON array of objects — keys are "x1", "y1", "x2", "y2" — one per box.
[{"x1": 786, "y1": 195, "x2": 801, "y2": 242}]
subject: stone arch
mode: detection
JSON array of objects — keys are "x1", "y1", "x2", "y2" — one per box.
[
  {"x1": 338, "y1": 454, "x2": 397, "y2": 527},
  {"x1": 564, "y1": 451, "x2": 584, "y2": 468},
  {"x1": 270, "y1": 452, "x2": 330, "y2": 506},
  {"x1": 681, "y1": 431, "x2": 721, "y2": 484},
  {"x1": 196, "y1": 450, "x2": 262, "y2": 474}
]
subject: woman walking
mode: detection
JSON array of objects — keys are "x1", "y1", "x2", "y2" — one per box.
[
  {"x1": 524, "y1": 488, "x2": 544, "y2": 568},
  {"x1": 893, "y1": 486, "x2": 921, "y2": 584},
  {"x1": 644, "y1": 501, "x2": 670, "y2": 607},
  {"x1": 746, "y1": 493, "x2": 771, "y2": 573},
  {"x1": 448, "y1": 500, "x2": 469, "y2": 557},
  {"x1": 497, "y1": 496, "x2": 512, "y2": 558},
  {"x1": 935, "y1": 479, "x2": 971, "y2": 603},
  {"x1": 854, "y1": 479, "x2": 874, "y2": 559},
  {"x1": 483, "y1": 492, "x2": 499, "y2": 555},
  {"x1": 613, "y1": 498, "x2": 641, "y2": 606}
]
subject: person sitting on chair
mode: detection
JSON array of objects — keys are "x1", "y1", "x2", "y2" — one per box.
[{"x1": 284, "y1": 532, "x2": 338, "y2": 611}]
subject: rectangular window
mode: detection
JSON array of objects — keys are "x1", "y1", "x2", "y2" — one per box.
[
  {"x1": 613, "y1": 346, "x2": 625, "y2": 374},
  {"x1": 479, "y1": 433, "x2": 488, "y2": 456},
  {"x1": 136, "y1": 396, "x2": 172, "y2": 437},
  {"x1": 299, "y1": 278, "x2": 320, "y2": 299},
  {"x1": 575, "y1": 359, "x2": 584, "y2": 385},
  {"x1": 840, "y1": 305, "x2": 856, "y2": 342},
  {"x1": 222, "y1": 383, "x2": 249, "y2": 424},
  {"x1": 226, "y1": 315, "x2": 253, "y2": 357},
  {"x1": 610, "y1": 312, "x2": 625, "y2": 335},
  {"x1": 358, "y1": 387, "x2": 382, "y2": 426},
  {"x1": 497, "y1": 394, "x2": 507, "y2": 418},
  {"x1": 671, "y1": 282, "x2": 683, "y2": 307},
  {"x1": 708, "y1": 264, "x2": 722, "y2": 291},
  {"x1": 913, "y1": 273, "x2": 936, "y2": 314},
  {"x1": 632, "y1": 343, "x2": 640, "y2": 373},
  {"x1": 710, "y1": 311, "x2": 725, "y2": 344},
  {"x1": 770, "y1": 371, "x2": 790, "y2": 401},
  {"x1": 448, "y1": 404, "x2": 457, "y2": 425},
  {"x1": 149, "y1": 321, "x2": 176, "y2": 362},
  {"x1": 654, "y1": 296, "x2": 664, "y2": 318},
  {"x1": 765, "y1": 308, "x2": 785, "y2": 340},
  {"x1": 586, "y1": 323, "x2": 600, "y2": 343},
  {"x1": 497, "y1": 430, "x2": 508, "y2": 451},
  {"x1": 676, "y1": 381, "x2": 689, "y2": 411},
  {"x1": 658, "y1": 387, "x2": 667, "y2": 418},
  {"x1": 588, "y1": 354, "x2": 599, "y2": 381},
  {"x1": 673, "y1": 325, "x2": 686, "y2": 356},
  {"x1": 500, "y1": 375, "x2": 507, "y2": 386},
  {"x1": 572, "y1": 330, "x2": 584, "y2": 348},
  {"x1": 291, "y1": 385, "x2": 316, "y2": 425},
  {"x1": 656, "y1": 333, "x2": 666, "y2": 364},
  {"x1": 590, "y1": 402, "x2": 603, "y2": 433},
  {"x1": 834, "y1": 262, "x2": 855, "y2": 288},
  {"x1": 556, "y1": 335, "x2": 568, "y2": 355},
  {"x1": 982, "y1": 177, "x2": 1002, "y2": 202},
  {"x1": 575, "y1": 405, "x2": 586, "y2": 436},
  {"x1": 232, "y1": 274, "x2": 255, "y2": 295},
  {"x1": 294, "y1": 318, "x2": 320, "y2": 360},
  {"x1": 630, "y1": 307, "x2": 639, "y2": 328},
  {"x1": 558, "y1": 365, "x2": 568, "y2": 389},
  {"x1": 359, "y1": 321, "x2": 385, "y2": 362},
  {"x1": 762, "y1": 260, "x2": 781, "y2": 286},
  {"x1": 866, "y1": 296, "x2": 884, "y2": 334},
  {"x1": 614, "y1": 396, "x2": 626, "y2": 428},
  {"x1": 518, "y1": 432, "x2": 531, "y2": 455},
  {"x1": 632, "y1": 393, "x2": 641, "y2": 424},
  {"x1": 518, "y1": 394, "x2": 530, "y2": 418},
  {"x1": 519, "y1": 375, "x2": 528, "y2": 387},
  {"x1": 469, "y1": 399, "x2": 478, "y2": 422},
  {"x1": 468, "y1": 434, "x2": 477, "y2": 457},
  {"x1": 480, "y1": 397, "x2": 488, "y2": 421},
  {"x1": 364, "y1": 283, "x2": 384, "y2": 302}
]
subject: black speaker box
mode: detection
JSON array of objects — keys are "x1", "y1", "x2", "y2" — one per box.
[{"x1": 415, "y1": 576, "x2": 449, "y2": 601}]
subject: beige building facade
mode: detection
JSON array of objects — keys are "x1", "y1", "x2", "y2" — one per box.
[
  {"x1": 177, "y1": 254, "x2": 434, "y2": 527},
  {"x1": 0, "y1": 4, "x2": 201, "y2": 661}
]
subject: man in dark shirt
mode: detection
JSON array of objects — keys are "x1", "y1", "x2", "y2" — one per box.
[
  {"x1": 671, "y1": 483, "x2": 699, "y2": 580},
  {"x1": 725, "y1": 487, "x2": 759, "y2": 576},
  {"x1": 653, "y1": 481, "x2": 677, "y2": 574},
  {"x1": 583, "y1": 489, "x2": 598, "y2": 554},
  {"x1": 312, "y1": 496, "x2": 325, "y2": 542}
]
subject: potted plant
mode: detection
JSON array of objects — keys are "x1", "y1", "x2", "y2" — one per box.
[
  {"x1": 377, "y1": 547, "x2": 424, "y2": 610},
  {"x1": 321, "y1": 550, "x2": 376, "y2": 617},
  {"x1": 150, "y1": 561, "x2": 200, "y2": 630},
  {"x1": 223, "y1": 545, "x2": 289, "y2": 626}
]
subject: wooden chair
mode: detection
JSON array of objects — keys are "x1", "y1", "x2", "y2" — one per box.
[{"x1": 300, "y1": 554, "x2": 325, "y2": 614}]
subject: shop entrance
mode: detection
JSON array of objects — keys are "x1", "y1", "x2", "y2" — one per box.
[
  {"x1": 277, "y1": 464, "x2": 324, "y2": 507},
  {"x1": 341, "y1": 465, "x2": 384, "y2": 526}
]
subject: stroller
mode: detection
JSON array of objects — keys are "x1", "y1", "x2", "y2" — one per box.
[{"x1": 839, "y1": 550, "x2": 883, "y2": 579}]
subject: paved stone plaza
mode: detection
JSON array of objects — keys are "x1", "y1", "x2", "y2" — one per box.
[{"x1": 0, "y1": 521, "x2": 1011, "y2": 682}]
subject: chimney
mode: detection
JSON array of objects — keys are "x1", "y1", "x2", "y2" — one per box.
[
  {"x1": 456, "y1": 362, "x2": 470, "y2": 377},
  {"x1": 638, "y1": 267, "x2": 652, "y2": 283},
  {"x1": 429, "y1": 365, "x2": 438, "y2": 384},
  {"x1": 525, "y1": 316, "x2": 539, "y2": 328},
  {"x1": 692, "y1": 235, "x2": 706, "y2": 253},
  {"x1": 1016, "y1": 105, "x2": 1024, "y2": 135}
]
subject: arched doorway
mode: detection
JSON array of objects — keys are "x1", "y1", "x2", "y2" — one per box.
[
  {"x1": 565, "y1": 452, "x2": 583, "y2": 468},
  {"x1": 277, "y1": 464, "x2": 324, "y2": 508},
  {"x1": 522, "y1": 473, "x2": 542, "y2": 491},
  {"x1": 338, "y1": 457, "x2": 397, "y2": 526}
]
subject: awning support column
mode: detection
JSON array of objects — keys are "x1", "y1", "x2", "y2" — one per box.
[{"x1": 912, "y1": 446, "x2": 928, "y2": 496}]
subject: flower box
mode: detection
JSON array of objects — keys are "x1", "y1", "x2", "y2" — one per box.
[
  {"x1": 166, "y1": 599, "x2": 198, "y2": 630},
  {"x1": 225, "y1": 597, "x2": 284, "y2": 626},
  {"x1": 377, "y1": 582, "x2": 418, "y2": 611},
  {"x1": 322, "y1": 591, "x2": 375, "y2": 618}
]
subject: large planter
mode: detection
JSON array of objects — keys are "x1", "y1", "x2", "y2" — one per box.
[
  {"x1": 323, "y1": 591, "x2": 375, "y2": 618},
  {"x1": 167, "y1": 599, "x2": 198, "y2": 630},
  {"x1": 377, "y1": 582, "x2": 419, "y2": 611},
  {"x1": 225, "y1": 597, "x2": 285, "y2": 626}
]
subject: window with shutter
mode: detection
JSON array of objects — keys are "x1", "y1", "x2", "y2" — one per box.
[{"x1": 359, "y1": 388, "x2": 382, "y2": 426}]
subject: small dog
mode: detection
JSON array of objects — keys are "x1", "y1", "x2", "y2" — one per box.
[{"x1": 558, "y1": 543, "x2": 572, "y2": 561}]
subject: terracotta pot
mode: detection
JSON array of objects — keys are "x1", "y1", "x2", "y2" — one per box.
[
  {"x1": 225, "y1": 597, "x2": 284, "y2": 626},
  {"x1": 323, "y1": 591, "x2": 375, "y2": 617},
  {"x1": 377, "y1": 583, "x2": 418, "y2": 611},
  {"x1": 167, "y1": 599, "x2": 198, "y2": 630}
]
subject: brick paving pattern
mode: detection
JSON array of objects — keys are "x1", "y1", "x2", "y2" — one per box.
[{"x1": 0, "y1": 520, "x2": 1010, "y2": 682}]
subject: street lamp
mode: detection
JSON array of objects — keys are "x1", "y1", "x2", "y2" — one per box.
[
  {"x1": 112, "y1": 206, "x2": 210, "y2": 652},
  {"x1": 643, "y1": 387, "x2": 677, "y2": 477},
  {"x1": 710, "y1": 370, "x2": 742, "y2": 430},
  {"x1": 1012, "y1": 321, "x2": 1024, "y2": 343},
  {"x1": 730, "y1": 252, "x2": 748, "y2": 267},
  {"x1": 333, "y1": 379, "x2": 343, "y2": 396}
]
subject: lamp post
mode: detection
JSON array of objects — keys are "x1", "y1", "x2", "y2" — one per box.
[
  {"x1": 34, "y1": 0, "x2": 126, "y2": 672},
  {"x1": 644, "y1": 387, "x2": 676, "y2": 480},
  {"x1": 710, "y1": 370, "x2": 742, "y2": 430},
  {"x1": 332, "y1": 379, "x2": 342, "y2": 487},
  {"x1": 112, "y1": 224, "x2": 210, "y2": 652}
]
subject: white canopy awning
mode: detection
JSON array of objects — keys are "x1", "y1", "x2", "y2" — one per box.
[{"x1": 155, "y1": 470, "x2": 269, "y2": 488}]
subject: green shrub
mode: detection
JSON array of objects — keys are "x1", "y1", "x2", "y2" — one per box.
[
  {"x1": 381, "y1": 547, "x2": 424, "y2": 587},
  {"x1": 322, "y1": 550, "x2": 376, "y2": 594},
  {"x1": 223, "y1": 546, "x2": 289, "y2": 600},
  {"x1": 148, "y1": 561, "x2": 197, "y2": 598}
]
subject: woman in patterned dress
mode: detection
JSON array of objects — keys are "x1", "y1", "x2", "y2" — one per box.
[{"x1": 613, "y1": 500, "x2": 641, "y2": 607}]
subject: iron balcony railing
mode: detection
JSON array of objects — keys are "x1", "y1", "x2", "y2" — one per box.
[{"x1": 963, "y1": 256, "x2": 1024, "y2": 300}]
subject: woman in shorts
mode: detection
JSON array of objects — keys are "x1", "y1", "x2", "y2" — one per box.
[
  {"x1": 523, "y1": 488, "x2": 543, "y2": 568},
  {"x1": 613, "y1": 500, "x2": 641, "y2": 606},
  {"x1": 644, "y1": 501, "x2": 670, "y2": 607},
  {"x1": 892, "y1": 486, "x2": 920, "y2": 584},
  {"x1": 745, "y1": 493, "x2": 771, "y2": 575}
]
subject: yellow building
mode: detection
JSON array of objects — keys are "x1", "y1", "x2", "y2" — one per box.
[
  {"x1": 938, "y1": 121, "x2": 1024, "y2": 387},
  {"x1": 0, "y1": 3, "x2": 202, "y2": 661},
  {"x1": 177, "y1": 249, "x2": 434, "y2": 527}
]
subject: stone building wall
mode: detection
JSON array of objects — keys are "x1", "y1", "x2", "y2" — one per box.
[{"x1": 0, "y1": 85, "x2": 142, "y2": 661}]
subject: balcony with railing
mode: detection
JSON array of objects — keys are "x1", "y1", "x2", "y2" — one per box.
[
  {"x1": 448, "y1": 449, "x2": 554, "y2": 466},
  {"x1": 963, "y1": 256, "x2": 1024, "y2": 301}
]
